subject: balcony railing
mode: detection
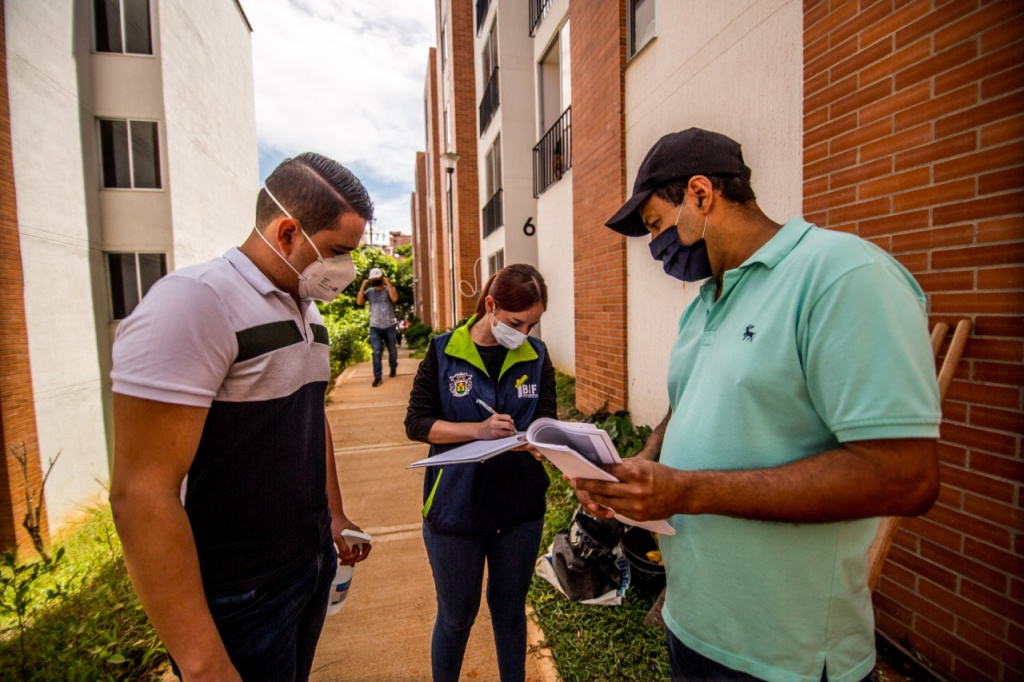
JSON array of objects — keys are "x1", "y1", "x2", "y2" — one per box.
[
  {"x1": 482, "y1": 188, "x2": 503, "y2": 238},
  {"x1": 533, "y1": 106, "x2": 571, "y2": 197},
  {"x1": 529, "y1": 0, "x2": 552, "y2": 37},
  {"x1": 479, "y1": 67, "x2": 500, "y2": 135},
  {"x1": 476, "y1": 0, "x2": 491, "y2": 33}
]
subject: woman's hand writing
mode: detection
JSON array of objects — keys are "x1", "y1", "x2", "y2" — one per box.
[{"x1": 477, "y1": 413, "x2": 517, "y2": 440}]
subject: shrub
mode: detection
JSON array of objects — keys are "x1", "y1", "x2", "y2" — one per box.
[
  {"x1": 595, "y1": 412, "x2": 652, "y2": 458},
  {"x1": 322, "y1": 312, "x2": 370, "y2": 385},
  {"x1": 403, "y1": 321, "x2": 434, "y2": 351}
]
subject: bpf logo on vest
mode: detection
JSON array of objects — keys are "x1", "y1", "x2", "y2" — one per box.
[{"x1": 515, "y1": 374, "x2": 538, "y2": 399}]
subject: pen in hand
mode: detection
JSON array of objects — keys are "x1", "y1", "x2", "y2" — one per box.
[
  {"x1": 475, "y1": 398, "x2": 498, "y2": 415},
  {"x1": 475, "y1": 399, "x2": 520, "y2": 438}
]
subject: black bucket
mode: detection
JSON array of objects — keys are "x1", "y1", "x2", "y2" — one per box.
[{"x1": 620, "y1": 526, "x2": 666, "y2": 594}]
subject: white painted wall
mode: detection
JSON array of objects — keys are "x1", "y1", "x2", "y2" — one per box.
[
  {"x1": 6, "y1": 0, "x2": 256, "y2": 532},
  {"x1": 535, "y1": 168, "x2": 575, "y2": 374},
  {"x1": 531, "y1": 0, "x2": 575, "y2": 376},
  {"x1": 622, "y1": 0, "x2": 803, "y2": 428},
  {"x1": 476, "y1": 0, "x2": 539, "y2": 287},
  {"x1": 6, "y1": 0, "x2": 114, "y2": 525},
  {"x1": 159, "y1": 0, "x2": 258, "y2": 267}
]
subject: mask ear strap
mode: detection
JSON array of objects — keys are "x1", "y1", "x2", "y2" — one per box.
[{"x1": 253, "y1": 226, "x2": 305, "y2": 280}]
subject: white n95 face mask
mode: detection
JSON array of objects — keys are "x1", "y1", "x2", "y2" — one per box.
[{"x1": 257, "y1": 186, "x2": 356, "y2": 301}]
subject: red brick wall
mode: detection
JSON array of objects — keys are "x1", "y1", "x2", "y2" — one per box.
[
  {"x1": 448, "y1": 0, "x2": 480, "y2": 325},
  {"x1": 804, "y1": 2, "x2": 1023, "y2": 679},
  {"x1": 426, "y1": 0, "x2": 481, "y2": 331},
  {"x1": 426, "y1": 31, "x2": 451, "y2": 330},
  {"x1": 412, "y1": 152, "x2": 433, "y2": 323},
  {"x1": 569, "y1": 0, "x2": 629, "y2": 414},
  {"x1": 0, "y1": 0, "x2": 49, "y2": 552}
]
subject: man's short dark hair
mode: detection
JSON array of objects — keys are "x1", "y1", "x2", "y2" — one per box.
[
  {"x1": 257, "y1": 152, "x2": 374, "y2": 234},
  {"x1": 653, "y1": 175, "x2": 757, "y2": 206}
]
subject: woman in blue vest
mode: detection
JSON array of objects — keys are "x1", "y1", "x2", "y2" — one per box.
[{"x1": 405, "y1": 263, "x2": 556, "y2": 682}]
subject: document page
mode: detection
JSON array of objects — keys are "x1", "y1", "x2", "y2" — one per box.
[
  {"x1": 526, "y1": 418, "x2": 620, "y2": 465},
  {"x1": 407, "y1": 434, "x2": 524, "y2": 468},
  {"x1": 538, "y1": 444, "x2": 675, "y2": 535}
]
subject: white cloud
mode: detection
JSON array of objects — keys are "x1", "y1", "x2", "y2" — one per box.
[{"x1": 243, "y1": 0, "x2": 435, "y2": 235}]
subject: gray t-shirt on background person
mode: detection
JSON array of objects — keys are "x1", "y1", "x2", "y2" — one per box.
[{"x1": 365, "y1": 287, "x2": 397, "y2": 329}]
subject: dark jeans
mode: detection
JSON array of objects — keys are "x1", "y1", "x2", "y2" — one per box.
[
  {"x1": 422, "y1": 519, "x2": 545, "y2": 682},
  {"x1": 173, "y1": 536, "x2": 336, "y2": 681},
  {"x1": 369, "y1": 325, "x2": 398, "y2": 379},
  {"x1": 667, "y1": 629, "x2": 876, "y2": 682}
]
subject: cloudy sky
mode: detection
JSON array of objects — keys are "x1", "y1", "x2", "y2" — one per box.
[{"x1": 242, "y1": 1, "x2": 436, "y2": 241}]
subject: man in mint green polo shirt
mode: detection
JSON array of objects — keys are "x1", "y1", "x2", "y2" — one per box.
[{"x1": 574, "y1": 128, "x2": 941, "y2": 682}]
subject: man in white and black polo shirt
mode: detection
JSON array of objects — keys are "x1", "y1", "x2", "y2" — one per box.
[{"x1": 111, "y1": 152, "x2": 374, "y2": 681}]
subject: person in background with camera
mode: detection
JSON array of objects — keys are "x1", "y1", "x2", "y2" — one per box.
[
  {"x1": 574, "y1": 128, "x2": 941, "y2": 682},
  {"x1": 357, "y1": 266, "x2": 399, "y2": 387},
  {"x1": 404, "y1": 264, "x2": 556, "y2": 682}
]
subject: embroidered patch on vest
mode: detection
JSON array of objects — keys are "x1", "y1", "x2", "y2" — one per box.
[
  {"x1": 515, "y1": 374, "x2": 538, "y2": 398},
  {"x1": 449, "y1": 372, "x2": 473, "y2": 397}
]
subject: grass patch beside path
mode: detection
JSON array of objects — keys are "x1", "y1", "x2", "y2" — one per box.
[
  {"x1": 529, "y1": 468, "x2": 670, "y2": 682},
  {"x1": 532, "y1": 370, "x2": 670, "y2": 681},
  {"x1": 0, "y1": 505, "x2": 166, "y2": 680}
]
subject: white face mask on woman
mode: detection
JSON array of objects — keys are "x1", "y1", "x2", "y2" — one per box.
[
  {"x1": 255, "y1": 186, "x2": 356, "y2": 301},
  {"x1": 489, "y1": 311, "x2": 528, "y2": 350}
]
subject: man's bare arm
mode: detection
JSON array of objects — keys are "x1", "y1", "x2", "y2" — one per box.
[
  {"x1": 324, "y1": 416, "x2": 370, "y2": 565},
  {"x1": 110, "y1": 394, "x2": 241, "y2": 682},
  {"x1": 634, "y1": 410, "x2": 670, "y2": 462},
  {"x1": 574, "y1": 438, "x2": 939, "y2": 524}
]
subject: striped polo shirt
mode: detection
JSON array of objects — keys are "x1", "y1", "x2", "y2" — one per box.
[{"x1": 111, "y1": 248, "x2": 332, "y2": 594}]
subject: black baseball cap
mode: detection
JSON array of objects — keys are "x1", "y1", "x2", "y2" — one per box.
[{"x1": 605, "y1": 127, "x2": 751, "y2": 237}]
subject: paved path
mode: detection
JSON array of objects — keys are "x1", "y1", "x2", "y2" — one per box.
[{"x1": 310, "y1": 347, "x2": 556, "y2": 681}]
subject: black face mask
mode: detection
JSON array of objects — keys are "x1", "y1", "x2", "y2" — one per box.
[{"x1": 648, "y1": 225, "x2": 713, "y2": 282}]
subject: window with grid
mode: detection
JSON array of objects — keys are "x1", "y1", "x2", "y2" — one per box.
[
  {"x1": 98, "y1": 118, "x2": 161, "y2": 189},
  {"x1": 93, "y1": 0, "x2": 152, "y2": 55},
  {"x1": 107, "y1": 252, "x2": 166, "y2": 320}
]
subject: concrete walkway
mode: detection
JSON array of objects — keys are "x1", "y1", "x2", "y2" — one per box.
[{"x1": 310, "y1": 346, "x2": 556, "y2": 682}]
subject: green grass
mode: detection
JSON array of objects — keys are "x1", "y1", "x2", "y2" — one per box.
[
  {"x1": 529, "y1": 468, "x2": 670, "y2": 681},
  {"x1": 532, "y1": 370, "x2": 670, "y2": 680},
  {"x1": 0, "y1": 506, "x2": 167, "y2": 681}
]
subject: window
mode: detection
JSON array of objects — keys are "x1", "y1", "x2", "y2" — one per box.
[
  {"x1": 108, "y1": 252, "x2": 166, "y2": 320},
  {"x1": 479, "y1": 21, "x2": 500, "y2": 134},
  {"x1": 93, "y1": 0, "x2": 152, "y2": 55},
  {"x1": 487, "y1": 249, "x2": 505, "y2": 278},
  {"x1": 482, "y1": 22, "x2": 498, "y2": 80},
  {"x1": 482, "y1": 137, "x2": 503, "y2": 237},
  {"x1": 484, "y1": 136, "x2": 502, "y2": 201},
  {"x1": 98, "y1": 118, "x2": 161, "y2": 189},
  {"x1": 628, "y1": 0, "x2": 656, "y2": 58},
  {"x1": 538, "y1": 21, "x2": 570, "y2": 135}
]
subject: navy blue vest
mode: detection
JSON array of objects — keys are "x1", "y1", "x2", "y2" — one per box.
[{"x1": 422, "y1": 324, "x2": 550, "y2": 535}]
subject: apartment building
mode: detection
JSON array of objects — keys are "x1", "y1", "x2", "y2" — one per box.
[
  {"x1": 0, "y1": 0, "x2": 258, "y2": 549},
  {"x1": 413, "y1": 0, "x2": 1023, "y2": 678}
]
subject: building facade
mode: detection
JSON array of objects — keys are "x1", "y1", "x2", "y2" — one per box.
[
  {"x1": 1, "y1": 0, "x2": 258, "y2": 548},
  {"x1": 412, "y1": 0, "x2": 1023, "y2": 678}
]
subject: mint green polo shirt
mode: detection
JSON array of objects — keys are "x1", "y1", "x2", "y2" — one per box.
[{"x1": 659, "y1": 217, "x2": 941, "y2": 682}]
